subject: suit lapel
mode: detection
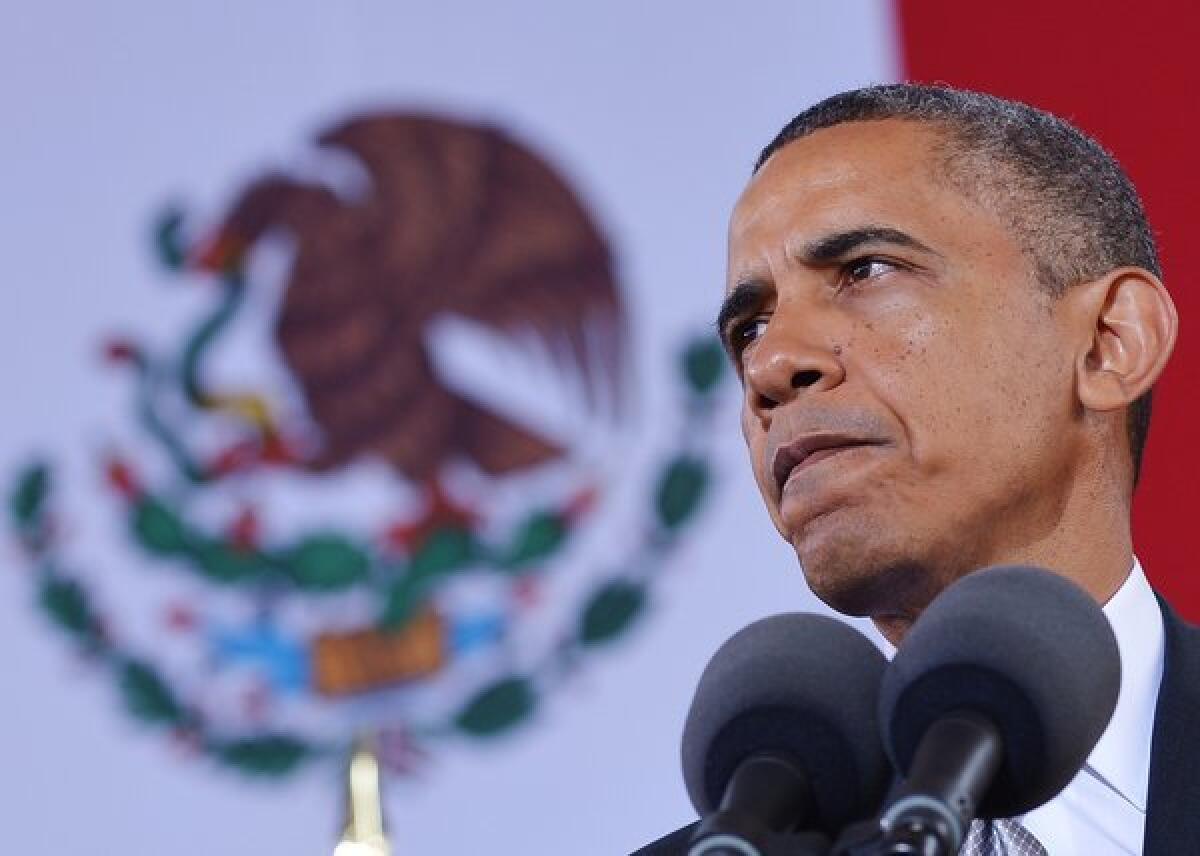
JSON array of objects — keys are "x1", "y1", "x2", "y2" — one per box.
[{"x1": 1143, "y1": 598, "x2": 1200, "y2": 855}]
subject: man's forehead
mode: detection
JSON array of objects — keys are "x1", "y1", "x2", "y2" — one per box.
[
  {"x1": 731, "y1": 119, "x2": 947, "y2": 235},
  {"x1": 727, "y1": 119, "x2": 1013, "y2": 287}
]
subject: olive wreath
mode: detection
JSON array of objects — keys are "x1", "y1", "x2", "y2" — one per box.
[{"x1": 9, "y1": 250, "x2": 728, "y2": 777}]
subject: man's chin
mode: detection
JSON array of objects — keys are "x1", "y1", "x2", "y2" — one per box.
[
  {"x1": 792, "y1": 528, "x2": 943, "y2": 621},
  {"x1": 801, "y1": 563, "x2": 902, "y2": 618}
]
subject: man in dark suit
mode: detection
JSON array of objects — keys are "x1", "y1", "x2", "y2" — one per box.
[{"x1": 635, "y1": 85, "x2": 1200, "y2": 854}]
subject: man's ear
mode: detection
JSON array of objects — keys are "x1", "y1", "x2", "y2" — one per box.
[{"x1": 1073, "y1": 267, "x2": 1178, "y2": 413}]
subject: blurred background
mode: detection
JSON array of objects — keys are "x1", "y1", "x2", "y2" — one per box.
[{"x1": 2, "y1": 2, "x2": 1197, "y2": 854}]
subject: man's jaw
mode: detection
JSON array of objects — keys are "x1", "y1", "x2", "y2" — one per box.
[
  {"x1": 871, "y1": 613, "x2": 916, "y2": 648},
  {"x1": 796, "y1": 538, "x2": 950, "y2": 642}
]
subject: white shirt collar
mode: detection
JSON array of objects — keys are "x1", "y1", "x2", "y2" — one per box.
[{"x1": 1085, "y1": 556, "x2": 1165, "y2": 813}]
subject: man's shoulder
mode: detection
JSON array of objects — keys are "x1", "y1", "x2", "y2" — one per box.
[
  {"x1": 1145, "y1": 595, "x2": 1200, "y2": 855},
  {"x1": 628, "y1": 823, "x2": 695, "y2": 856},
  {"x1": 1155, "y1": 594, "x2": 1200, "y2": 695}
]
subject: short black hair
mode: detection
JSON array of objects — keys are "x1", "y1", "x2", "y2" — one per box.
[{"x1": 756, "y1": 83, "x2": 1158, "y2": 485}]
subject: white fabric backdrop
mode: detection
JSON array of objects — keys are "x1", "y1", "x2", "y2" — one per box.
[{"x1": 0, "y1": 3, "x2": 898, "y2": 853}]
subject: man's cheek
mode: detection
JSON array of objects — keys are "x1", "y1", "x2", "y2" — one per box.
[{"x1": 740, "y1": 404, "x2": 755, "y2": 446}]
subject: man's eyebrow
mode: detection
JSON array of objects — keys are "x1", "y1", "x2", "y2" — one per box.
[
  {"x1": 715, "y1": 280, "x2": 770, "y2": 340},
  {"x1": 801, "y1": 226, "x2": 940, "y2": 264}
]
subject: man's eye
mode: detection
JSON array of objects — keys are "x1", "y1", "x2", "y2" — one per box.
[
  {"x1": 844, "y1": 258, "x2": 898, "y2": 284},
  {"x1": 731, "y1": 318, "x2": 769, "y2": 351}
]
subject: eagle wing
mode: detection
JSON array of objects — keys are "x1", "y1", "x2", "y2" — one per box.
[{"x1": 319, "y1": 115, "x2": 627, "y2": 420}]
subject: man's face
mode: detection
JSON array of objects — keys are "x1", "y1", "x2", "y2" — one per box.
[{"x1": 723, "y1": 119, "x2": 1082, "y2": 632}]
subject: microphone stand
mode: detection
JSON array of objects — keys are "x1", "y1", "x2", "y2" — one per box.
[
  {"x1": 687, "y1": 756, "x2": 832, "y2": 856},
  {"x1": 691, "y1": 712, "x2": 1004, "y2": 856},
  {"x1": 688, "y1": 830, "x2": 831, "y2": 856}
]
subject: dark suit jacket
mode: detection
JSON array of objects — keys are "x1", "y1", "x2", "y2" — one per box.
[
  {"x1": 633, "y1": 600, "x2": 1200, "y2": 855},
  {"x1": 1142, "y1": 598, "x2": 1200, "y2": 854}
]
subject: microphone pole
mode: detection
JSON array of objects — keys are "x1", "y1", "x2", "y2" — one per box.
[
  {"x1": 875, "y1": 712, "x2": 1002, "y2": 855},
  {"x1": 689, "y1": 755, "x2": 829, "y2": 856}
]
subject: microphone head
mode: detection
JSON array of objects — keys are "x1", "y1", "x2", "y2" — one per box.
[
  {"x1": 879, "y1": 565, "x2": 1121, "y2": 817},
  {"x1": 681, "y1": 613, "x2": 890, "y2": 835}
]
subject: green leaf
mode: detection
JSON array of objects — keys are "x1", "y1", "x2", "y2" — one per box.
[
  {"x1": 193, "y1": 540, "x2": 264, "y2": 584},
  {"x1": 655, "y1": 456, "x2": 710, "y2": 529},
  {"x1": 579, "y1": 581, "x2": 646, "y2": 645},
  {"x1": 378, "y1": 577, "x2": 423, "y2": 630},
  {"x1": 132, "y1": 498, "x2": 191, "y2": 555},
  {"x1": 119, "y1": 659, "x2": 184, "y2": 725},
  {"x1": 280, "y1": 534, "x2": 369, "y2": 591},
  {"x1": 38, "y1": 577, "x2": 94, "y2": 639},
  {"x1": 682, "y1": 337, "x2": 726, "y2": 394},
  {"x1": 11, "y1": 461, "x2": 50, "y2": 527},
  {"x1": 408, "y1": 527, "x2": 476, "y2": 580},
  {"x1": 153, "y1": 207, "x2": 187, "y2": 271},
  {"x1": 212, "y1": 735, "x2": 310, "y2": 777},
  {"x1": 501, "y1": 511, "x2": 567, "y2": 568},
  {"x1": 455, "y1": 676, "x2": 535, "y2": 737}
]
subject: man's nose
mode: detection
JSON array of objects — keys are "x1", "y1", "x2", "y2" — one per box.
[{"x1": 743, "y1": 324, "x2": 844, "y2": 415}]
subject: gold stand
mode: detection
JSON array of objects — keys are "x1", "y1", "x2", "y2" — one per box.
[{"x1": 333, "y1": 736, "x2": 391, "y2": 856}]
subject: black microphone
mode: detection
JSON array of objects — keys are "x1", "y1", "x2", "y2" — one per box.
[
  {"x1": 681, "y1": 613, "x2": 891, "y2": 856},
  {"x1": 875, "y1": 565, "x2": 1121, "y2": 855}
]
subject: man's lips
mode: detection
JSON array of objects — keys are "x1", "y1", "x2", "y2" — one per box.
[{"x1": 771, "y1": 434, "x2": 886, "y2": 493}]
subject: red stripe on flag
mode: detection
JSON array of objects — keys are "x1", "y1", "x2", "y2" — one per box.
[{"x1": 897, "y1": 0, "x2": 1200, "y2": 618}]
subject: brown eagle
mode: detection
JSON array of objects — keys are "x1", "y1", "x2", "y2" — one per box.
[{"x1": 200, "y1": 114, "x2": 625, "y2": 482}]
